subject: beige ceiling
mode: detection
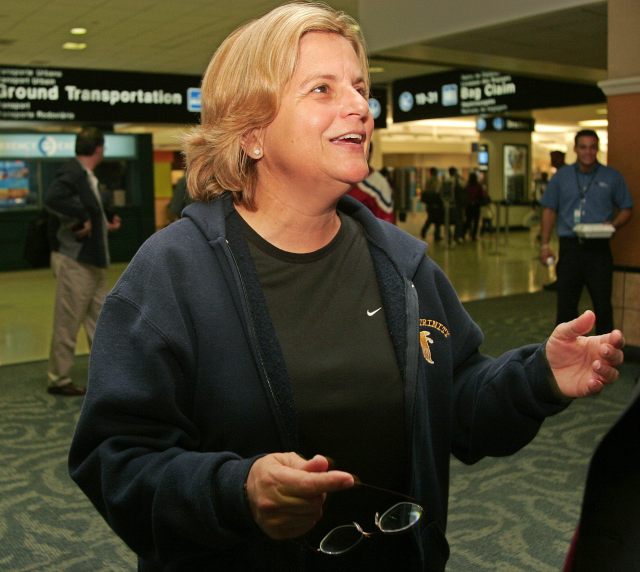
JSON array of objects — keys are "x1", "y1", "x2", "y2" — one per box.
[
  {"x1": 0, "y1": 0, "x2": 610, "y2": 138},
  {"x1": 0, "y1": 0, "x2": 358, "y2": 75}
]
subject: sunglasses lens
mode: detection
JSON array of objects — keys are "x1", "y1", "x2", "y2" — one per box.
[
  {"x1": 377, "y1": 502, "x2": 423, "y2": 533},
  {"x1": 319, "y1": 524, "x2": 363, "y2": 555}
]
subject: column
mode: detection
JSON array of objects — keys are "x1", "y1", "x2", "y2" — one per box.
[{"x1": 600, "y1": 0, "x2": 640, "y2": 350}]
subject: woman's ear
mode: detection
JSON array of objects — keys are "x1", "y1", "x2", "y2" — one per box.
[{"x1": 242, "y1": 129, "x2": 264, "y2": 159}]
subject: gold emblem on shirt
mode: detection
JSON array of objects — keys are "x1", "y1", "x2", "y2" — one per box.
[
  {"x1": 419, "y1": 331, "x2": 434, "y2": 364},
  {"x1": 418, "y1": 319, "x2": 449, "y2": 365}
]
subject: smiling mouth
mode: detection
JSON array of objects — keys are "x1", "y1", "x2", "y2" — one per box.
[{"x1": 331, "y1": 133, "x2": 364, "y2": 144}]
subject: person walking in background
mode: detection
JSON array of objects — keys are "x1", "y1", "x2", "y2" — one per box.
[
  {"x1": 68, "y1": 5, "x2": 626, "y2": 571},
  {"x1": 420, "y1": 166, "x2": 443, "y2": 241},
  {"x1": 463, "y1": 172, "x2": 484, "y2": 241},
  {"x1": 441, "y1": 166, "x2": 466, "y2": 243},
  {"x1": 44, "y1": 127, "x2": 121, "y2": 396},
  {"x1": 347, "y1": 142, "x2": 396, "y2": 223},
  {"x1": 550, "y1": 149, "x2": 566, "y2": 173},
  {"x1": 540, "y1": 129, "x2": 632, "y2": 334}
]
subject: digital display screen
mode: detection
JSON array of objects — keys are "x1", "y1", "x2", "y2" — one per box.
[
  {"x1": 478, "y1": 150, "x2": 489, "y2": 165},
  {"x1": 0, "y1": 160, "x2": 35, "y2": 208}
]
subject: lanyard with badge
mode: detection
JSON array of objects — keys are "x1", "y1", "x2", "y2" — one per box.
[{"x1": 573, "y1": 164, "x2": 599, "y2": 225}]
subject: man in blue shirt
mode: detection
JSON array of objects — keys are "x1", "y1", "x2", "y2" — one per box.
[{"x1": 540, "y1": 129, "x2": 633, "y2": 334}]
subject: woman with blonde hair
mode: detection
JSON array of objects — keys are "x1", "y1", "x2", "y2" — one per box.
[{"x1": 70, "y1": 3, "x2": 625, "y2": 571}]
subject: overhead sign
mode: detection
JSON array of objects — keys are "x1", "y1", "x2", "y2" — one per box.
[
  {"x1": 0, "y1": 133, "x2": 137, "y2": 159},
  {"x1": 0, "y1": 65, "x2": 201, "y2": 124},
  {"x1": 476, "y1": 116, "x2": 535, "y2": 132},
  {"x1": 392, "y1": 69, "x2": 605, "y2": 122}
]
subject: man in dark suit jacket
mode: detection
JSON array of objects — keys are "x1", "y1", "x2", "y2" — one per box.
[
  {"x1": 44, "y1": 126, "x2": 121, "y2": 396},
  {"x1": 564, "y1": 379, "x2": 640, "y2": 570}
]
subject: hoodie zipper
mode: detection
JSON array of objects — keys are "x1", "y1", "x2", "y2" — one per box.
[
  {"x1": 404, "y1": 278, "x2": 426, "y2": 567},
  {"x1": 222, "y1": 238, "x2": 292, "y2": 451}
]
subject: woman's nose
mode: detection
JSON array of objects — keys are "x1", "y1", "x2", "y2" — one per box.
[{"x1": 343, "y1": 88, "x2": 370, "y2": 117}]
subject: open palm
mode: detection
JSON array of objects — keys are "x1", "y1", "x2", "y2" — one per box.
[{"x1": 545, "y1": 310, "x2": 625, "y2": 398}]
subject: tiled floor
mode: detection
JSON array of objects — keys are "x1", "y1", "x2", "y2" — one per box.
[{"x1": 0, "y1": 213, "x2": 553, "y2": 366}]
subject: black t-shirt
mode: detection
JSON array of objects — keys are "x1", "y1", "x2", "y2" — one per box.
[
  {"x1": 240, "y1": 211, "x2": 405, "y2": 486},
  {"x1": 238, "y1": 210, "x2": 411, "y2": 568}
]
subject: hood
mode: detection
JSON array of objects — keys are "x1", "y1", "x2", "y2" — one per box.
[{"x1": 181, "y1": 194, "x2": 235, "y2": 245}]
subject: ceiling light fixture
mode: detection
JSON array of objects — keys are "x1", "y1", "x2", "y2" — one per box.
[
  {"x1": 70, "y1": 27, "x2": 87, "y2": 35},
  {"x1": 578, "y1": 119, "x2": 608, "y2": 127},
  {"x1": 62, "y1": 42, "x2": 87, "y2": 50},
  {"x1": 412, "y1": 119, "x2": 476, "y2": 129},
  {"x1": 535, "y1": 124, "x2": 574, "y2": 133}
]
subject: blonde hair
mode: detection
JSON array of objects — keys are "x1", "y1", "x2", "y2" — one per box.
[{"x1": 183, "y1": 1, "x2": 369, "y2": 209}]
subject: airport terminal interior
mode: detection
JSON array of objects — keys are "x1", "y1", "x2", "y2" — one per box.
[{"x1": 1, "y1": 0, "x2": 639, "y2": 570}]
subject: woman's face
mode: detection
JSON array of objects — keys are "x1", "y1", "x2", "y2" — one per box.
[{"x1": 258, "y1": 32, "x2": 373, "y2": 200}]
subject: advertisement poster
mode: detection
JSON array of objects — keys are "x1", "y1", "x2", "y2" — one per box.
[{"x1": 503, "y1": 144, "x2": 528, "y2": 203}]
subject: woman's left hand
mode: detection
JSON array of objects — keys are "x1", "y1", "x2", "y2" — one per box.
[{"x1": 545, "y1": 310, "x2": 625, "y2": 398}]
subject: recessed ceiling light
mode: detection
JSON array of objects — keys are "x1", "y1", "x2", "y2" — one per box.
[
  {"x1": 62, "y1": 42, "x2": 87, "y2": 50},
  {"x1": 70, "y1": 27, "x2": 87, "y2": 35},
  {"x1": 370, "y1": 66, "x2": 385, "y2": 73}
]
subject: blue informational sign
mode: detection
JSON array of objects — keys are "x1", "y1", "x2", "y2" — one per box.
[
  {"x1": 441, "y1": 84, "x2": 458, "y2": 107},
  {"x1": 369, "y1": 87, "x2": 387, "y2": 130},
  {"x1": 398, "y1": 91, "x2": 414, "y2": 113},
  {"x1": 0, "y1": 133, "x2": 137, "y2": 159},
  {"x1": 368, "y1": 97, "x2": 381, "y2": 120},
  {"x1": 187, "y1": 88, "x2": 201, "y2": 112}
]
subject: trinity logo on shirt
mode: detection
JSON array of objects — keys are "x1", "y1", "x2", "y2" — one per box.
[
  {"x1": 420, "y1": 331, "x2": 435, "y2": 364},
  {"x1": 419, "y1": 318, "x2": 450, "y2": 365}
]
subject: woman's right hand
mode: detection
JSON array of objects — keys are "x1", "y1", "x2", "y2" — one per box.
[{"x1": 245, "y1": 453, "x2": 354, "y2": 540}]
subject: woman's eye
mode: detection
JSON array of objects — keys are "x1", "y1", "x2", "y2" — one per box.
[{"x1": 312, "y1": 85, "x2": 329, "y2": 94}]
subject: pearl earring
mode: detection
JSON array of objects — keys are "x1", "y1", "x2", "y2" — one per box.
[{"x1": 253, "y1": 148, "x2": 262, "y2": 157}]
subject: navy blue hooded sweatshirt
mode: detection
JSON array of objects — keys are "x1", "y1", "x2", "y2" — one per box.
[{"x1": 69, "y1": 193, "x2": 570, "y2": 571}]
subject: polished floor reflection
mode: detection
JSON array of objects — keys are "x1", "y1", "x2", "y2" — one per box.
[
  {"x1": 399, "y1": 212, "x2": 552, "y2": 302},
  {"x1": 0, "y1": 214, "x2": 552, "y2": 366}
]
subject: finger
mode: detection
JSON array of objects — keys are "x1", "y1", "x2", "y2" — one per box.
[
  {"x1": 584, "y1": 377, "x2": 605, "y2": 396},
  {"x1": 555, "y1": 310, "x2": 595, "y2": 339},
  {"x1": 273, "y1": 453, "x2": 354, "y2": 493},
  {"x1": 600, "y1": 344, "x2": 624, "y2": 367},
  {"x1": 280, "y1": 466, "x2": 354, "y2": 499},
  {"x1": 256, "y1": 498, "x2": 326, "y2": 540},
  {"x1": 300, "y1": 454, "x2": 331, "y2": 473},
  {"x1": 592, "y1": 360, "x2": 620, "y2": 385},
  {"x1": 608, "y1": 329, "x2": 625, "y2": 349}
]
